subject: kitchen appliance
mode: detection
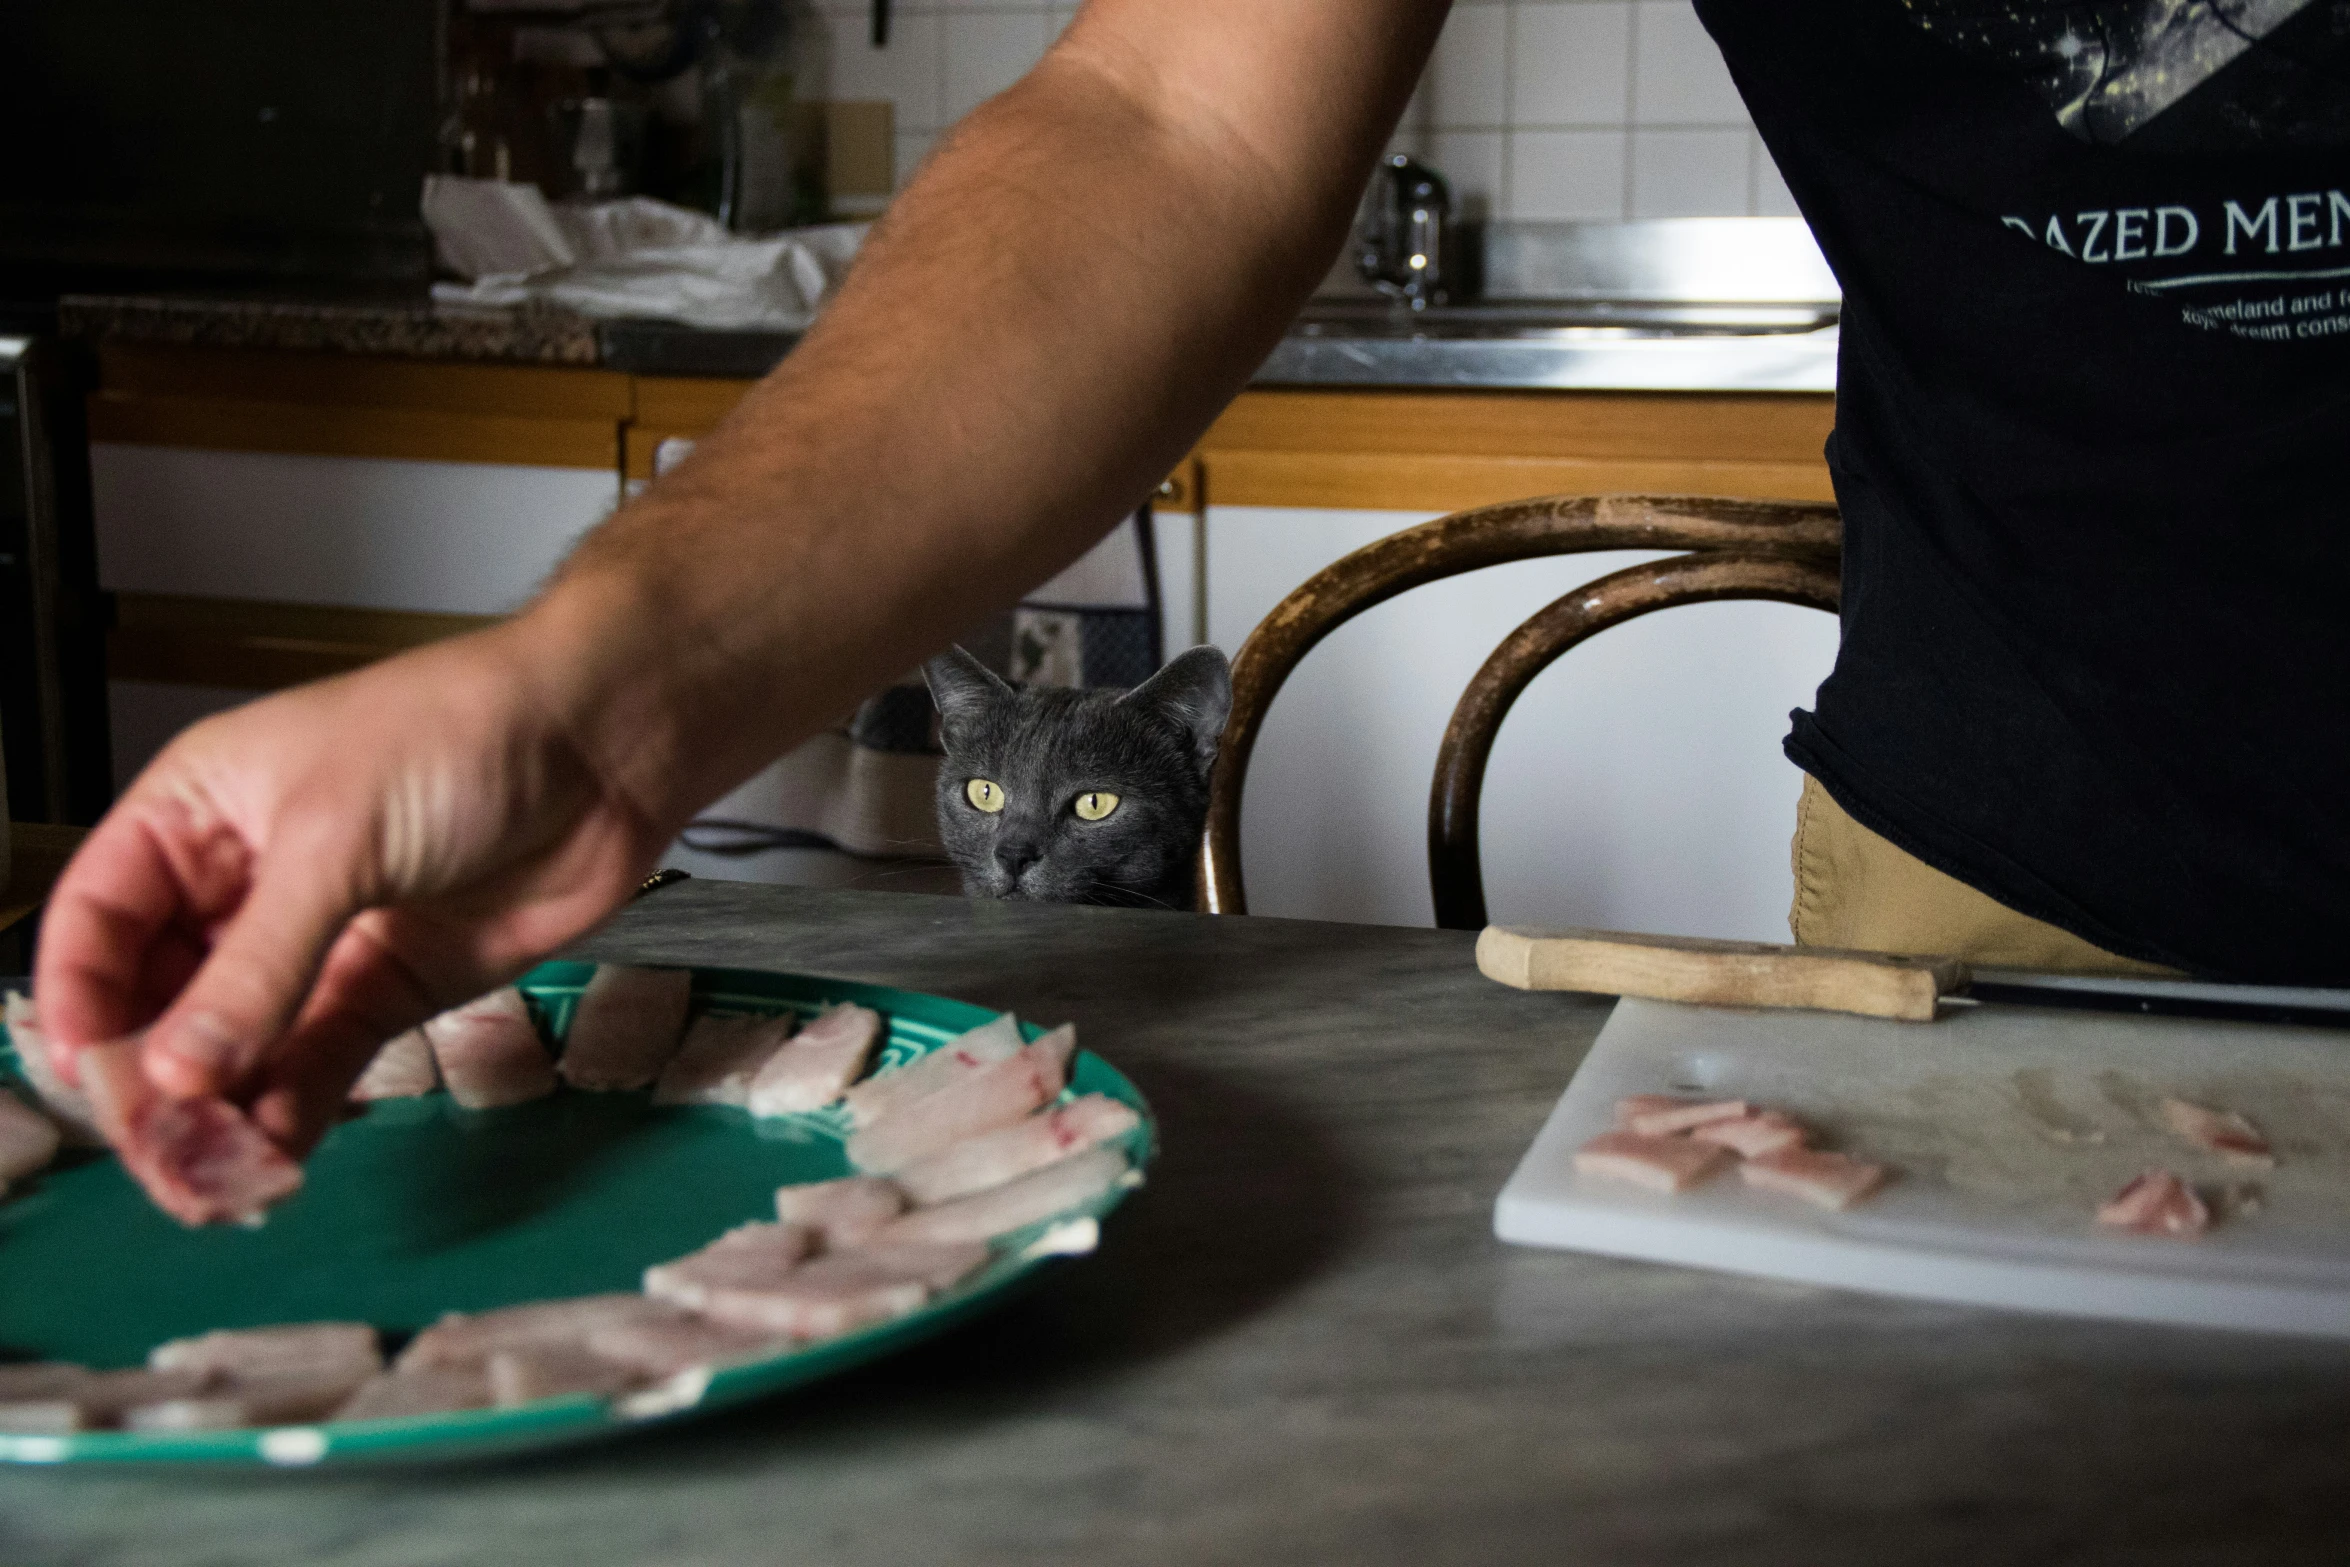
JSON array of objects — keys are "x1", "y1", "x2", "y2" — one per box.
[
  {"x1": 1497, "y1": 996, "x2": 2350, "y2": 1338},
  {"x1": 1355, "y1": 155, "x2": 1456, "y2": 310},
  {"x1": 0, "y1": 320, "x2": 109, "y2": 826}
]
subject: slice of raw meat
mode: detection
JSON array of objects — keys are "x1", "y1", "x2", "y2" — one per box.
[
  {"x1": 425, "y1": 989, "x2": 555, "y2": 1110},
  {"x1": 894, "y1": 1094, "x2": 1141, "y2": 1205},
  {"x1": 348, "y1": 1029, "x2": 438, "y2": 1101},
  {"x1": 879, "y1": 1146, "x2": 1132, "y2": 1244},
  {"x1": 838, "y1": 1013, "x2": 1024, "y2": 1129},
  {"x1": 3, "y1": 991, "x2": 102, "y2": 1145},
  {"x1": 1740, "y1": 1147, "x2": 1889, "y2": 1210},
  {"x1": 558, "y1": 965, "x2": 692, "y2": 1091},
  {"x1": 395, "y1": 1294, "x2": 692, "y2": 1373},
  {"x1": 0, "y1": 1087, "x2": 62, "y2": 1190},
  {"x1": 747, "y1": 1003, "x2": 883, "y2": 1117},
  {"x1": 333, "y1": 1365, "x2": 493, "y2": 1422},
  {"x1": 642, "y1": 1221, "x2": 819, "y2": 1312},
  {"x1": 124, "y1": 1367, "x2": 376, "y2": 1431},
  {"x1": 846, "y1": 1026, "x2": 1076, "y2": 1174},
  {"x1": 2159, "y1": 1098, "x2": 2275, "y2": 1167},
  {"x1": 686, "y1": 1240, "x2": 989, "y2": 1340},
  {"x1": 79, "y1": 1040, "x2": 304, "y2": 1227},
  {"x1": 8, "y1": 1366, "x2": 219, "y2": 1431},
  {"x1": 583, "y1": 1315, "x2": 794, "y2": 1379},
  {"x1": 486, "y1": 1344, "x2": 644, "y2": 1407},
  {"x1": 2098, "y1": 1168, "x2": 2211, "y2": 1238},
  {"x1": 653, "y1": 1012, "x2": 793, "y2": 1107},
  {"x1": 149, "y1": 1322, "x2": 381, "y2": 1383},
  {"x1": 1690, "y1": 1109, "x2": 1808, "y2": 1160},
  {"x1": 1614, "y1": 1096, "x2": 1750, "y2": 1137},
  {"x1": 0, "y1": 1364, "x2": 92, "y2": 1434},
  {"x1": 1573, "y1": 1129, "x2": 1731, "y2": 1193},
  {"x1": 772, "y1": 1175, "x2": 908, "y2": 1248}
]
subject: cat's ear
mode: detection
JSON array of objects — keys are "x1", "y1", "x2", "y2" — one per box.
[
  {"x1": 1120, "y1": 646, "x2": 1233, "y2": 776},
  {"x1": 924, "y1": 646, "x2": 1014, "y2": 747}
]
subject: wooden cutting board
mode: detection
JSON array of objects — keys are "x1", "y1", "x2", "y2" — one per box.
[{"x1": 1495, "y1": 997, "x2": 2350, "y2": 1337}]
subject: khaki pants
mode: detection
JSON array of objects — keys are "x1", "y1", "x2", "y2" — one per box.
[{"x1": 1789, "y1": 774, "x2": 2171, "y2": 975}]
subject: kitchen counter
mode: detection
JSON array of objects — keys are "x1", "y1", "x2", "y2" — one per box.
[
  {"x1": 57, "y1": 291, "x2": 602, "y2": 366},
  {"x1": 4, "y1": 880, "x2": 2342, "y2": 1565},
  {"x1": 58, "y1": 293, "x2": 1837, "y2": 392}
]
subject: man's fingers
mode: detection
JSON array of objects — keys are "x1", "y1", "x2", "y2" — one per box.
[
  {"x1": 32, "y1": 812, "x2": 212, "y2": 1085},
  {"x1": 139, "y1": 840, "x2": 363, "y2": 1099}
]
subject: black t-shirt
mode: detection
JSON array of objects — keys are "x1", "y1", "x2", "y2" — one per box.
[{"x1": 1692, "y1": 0, "x2": 2350, "y2": 981}]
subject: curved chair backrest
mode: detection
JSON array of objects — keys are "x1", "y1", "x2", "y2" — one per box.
[{"x1": 1198, "y1": 493, "x2": 1842, "y2": 928}]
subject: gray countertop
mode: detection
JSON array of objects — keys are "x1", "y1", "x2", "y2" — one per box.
[
  {"x1": 58, "y1": 294, "x2": 1838, "y2": 392},
  {"x1": 4, "y1": 880, "x2": 2343, "y2": 1566}
]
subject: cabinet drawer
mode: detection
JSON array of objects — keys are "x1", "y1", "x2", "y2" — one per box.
[{"x1": 91, "y1": 445, "x2": 618, "y2": 616}]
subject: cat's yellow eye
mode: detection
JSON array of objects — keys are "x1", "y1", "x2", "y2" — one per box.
[
  {"x1": 965, "y1": 778, "x2": 1005, "y2": 813},
  {"x1": 1073, "y1": 790, "x2": 1120, "y2": 822}
]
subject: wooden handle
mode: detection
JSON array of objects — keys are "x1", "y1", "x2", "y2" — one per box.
[{"x1": 1476, "y1": 926, "x2": 1967, "y2": 1023}]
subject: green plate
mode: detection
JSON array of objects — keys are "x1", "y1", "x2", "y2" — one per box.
[{"x1": 0, "y1": 962, "x2": 1153, "y2": 1466}]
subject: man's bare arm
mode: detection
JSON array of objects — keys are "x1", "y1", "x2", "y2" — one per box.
[
  {"x1": 541, "y1": 0, "x2": 1449, "y2": 834},
  {"x1": 31, "y1": 0, "x2": 1450, "y2": 1149}
]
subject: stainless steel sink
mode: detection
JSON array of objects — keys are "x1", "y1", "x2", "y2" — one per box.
[
  {"x1": 1291, "y1": 297, "x2": 1838, "y2": 341},
  {"x1": 1263, "y1": 218, "x2": 1843, "y2": 391}
]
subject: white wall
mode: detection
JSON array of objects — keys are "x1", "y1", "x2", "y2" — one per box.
[
  {"x1": 810, "y1": 0, "x2": 1792, "y2": 220},
  {"x1": 1206, "y1": 505, "x2": 1838, "y2": 939}
]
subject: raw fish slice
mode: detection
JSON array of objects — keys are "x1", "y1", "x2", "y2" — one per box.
[
  {"x1": 395, "y1": 1294, "x2": 692, "y2": 1372},
  {"x1": 3, "y1": 991, "x2": 102, "y2": 1144},
  {"x1": 1573, "y1": 1130, "x2": 1730, "y2": 1193},
  {"x1": 0, "y1": 1363, "x2": 89, "y2": 1399},
  {"x1": 426, "y1": 988, "x2": 555, "y2": 1110},
  {"x1": 880, "y1": 1146, "x2": 1132, "y2": 1244},
  {"x1": 653, "y1": 1012, "x2": 794, "y2": 1107},
  {"x1": 2098, "y1": 1168, "x2": 2211, "y2": 1237},
  {"x1": 333, "y1": 1365, "x2": 493, "y2": 1421},
  {"x1": 2159, "y1": 1097, "x2": 2275, "y2": 1167},
  {"x1": 12, "y1": 1366, "x2": 218, "y2": 1431},
  {"x1": 558, "y1": 964, "x2": 692, "y2": 1091},
  {"x1": 1614, "y1": 1096, "x2": 1749, "y2": 1137},
  {"x1": 0, "y1": 1364, "x2": 91, "y2": 1433},
  {"x1": 79, "y1": 1040, "x2": 304, "y2": 1227},
  {"x1": 584, "y1": 1315, "x2": 794, "y2": 1379},
  {"x1": 150, "y1": 1321, "x2": 381, "y2": 1382},
  {"x1": 747, "y1": 1003, "x2": 883, "y2": 1116},
  {"x1": 348, "y1": 1028, "x2": 439, "y2": 1101},
  {"x1": 895, "y1": 1093, "x2": 1140, "y2": 1205},
  {"x1": 772, "y1": 1174, "x2": 907, "y2": 1248},
  {"x1": 487, "y1": 1344, "x2": 645, "y2": 1407},
  {"x1": 1690, "y1": 1109, "x2": 1807, "y2": 1160},
  {"x1": 688, "y1": 1241, "x2": 990, "y2": 1340},
  {"x1": 838, "y1": 1013, "x2": 1024, "y2": 1129},
  {"x1": 642, "y1": 1221, "x2": 819, "y2": 1311},
  {"x1": 1740, "y1": 1147, "x2": 1889, "y2": 1210},
  {"x1": 124, "y1": 1367, "x2": 376, "y2": 1431},
  {"x1": 0, "y1": 1087, "x2": 62, "y2": 1187},
  {"x1": 847, "y1": 1026, "x2": 1076, "y2": 1174}
]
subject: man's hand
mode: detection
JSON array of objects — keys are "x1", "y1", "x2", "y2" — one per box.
[{"x1": 33, "y1": 614, "x2": 670, "y2": 1156}]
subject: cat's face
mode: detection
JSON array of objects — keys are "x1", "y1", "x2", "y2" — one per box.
[{"x1": 925, "y1": 646, "x2": 1232, "y2": 909}]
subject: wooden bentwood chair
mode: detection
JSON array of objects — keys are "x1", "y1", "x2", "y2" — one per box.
[{"x1": 1196, "y1": 494, "x2": 1843, "y2": 930}]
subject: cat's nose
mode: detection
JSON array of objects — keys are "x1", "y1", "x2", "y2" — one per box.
[{"x1": 995, "y1": 841, "x2": 1043, "y2": 883}]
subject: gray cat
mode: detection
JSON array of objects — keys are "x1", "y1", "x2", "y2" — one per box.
[{"x1": 924, "y1": 645, "x2": 1233, "y2": 909}]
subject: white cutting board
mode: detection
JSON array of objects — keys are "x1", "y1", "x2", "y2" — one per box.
[{"x1": 1496, "y1": 997, "x2": 2350, "y2": 1337}]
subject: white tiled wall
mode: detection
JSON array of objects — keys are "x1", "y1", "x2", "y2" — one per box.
[
  {"x1": 1400, "y1": 1, "x2": 1799, "y2": 220},
  {"x1": 804, "y1": 0, "x2": 1796, "y2": 220}
]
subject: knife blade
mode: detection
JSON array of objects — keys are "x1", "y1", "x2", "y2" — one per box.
[{"x1": 1475, "y1": 926, "x2": 2350, "y2": 1030}]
